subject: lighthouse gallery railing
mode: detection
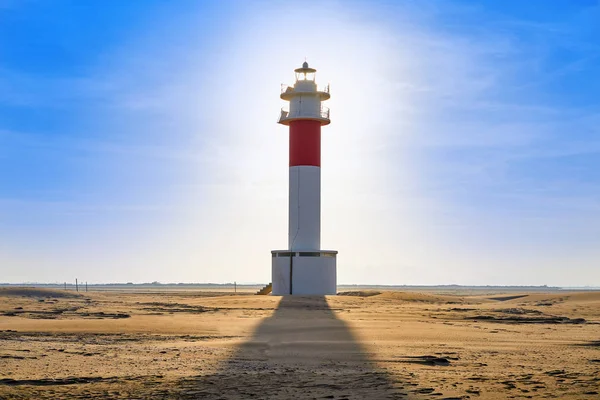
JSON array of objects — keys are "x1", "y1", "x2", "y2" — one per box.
[
  {"x1": 278, "y1": 106, "x2": 330, "y2": 123},
  {"x1": 281, "y1": 84, "x2": 330, "y2": 95}
]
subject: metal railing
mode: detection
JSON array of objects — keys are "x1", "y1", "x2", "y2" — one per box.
[
  {"x1": 280, "y1": 84, "x2": 330, "y2": 95},
  {"x1": 281, "y1": 84, "x2": 294, "y2": 95},
  {"x1": 278, "y1": 108, "x2": 289, "y2": 123},
  {"x1": 278, "y1": 106, "x2": 330, "y2": 123}
]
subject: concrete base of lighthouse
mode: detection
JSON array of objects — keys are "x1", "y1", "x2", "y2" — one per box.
[{"x1": 271, "y1": 250, "x2": 337, "y2": 295}]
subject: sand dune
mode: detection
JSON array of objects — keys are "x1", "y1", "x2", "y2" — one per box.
[
  {"x1": 371, "y1": 291, "x2": 471, "y2": 304},
  {"x1": 1, "y1": 288, "x2": 599, "y2": 399}
]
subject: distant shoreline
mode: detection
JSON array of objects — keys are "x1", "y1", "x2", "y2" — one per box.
[{"x1": 1, "y1": 283, "x2": 598, "y2": 291}]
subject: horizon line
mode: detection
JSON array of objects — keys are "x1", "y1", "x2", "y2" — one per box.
[{"x1": 1, "y1": 283, "x2": 599, "y2": 290}]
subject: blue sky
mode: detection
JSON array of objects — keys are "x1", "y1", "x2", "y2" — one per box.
[{"x1": 1, "y1": 0, "x2": 599, "y2": 285}]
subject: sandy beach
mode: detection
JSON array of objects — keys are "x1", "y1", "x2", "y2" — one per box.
[{"x1": 1, "y1": 287, "x2": 598, "y2": 399}]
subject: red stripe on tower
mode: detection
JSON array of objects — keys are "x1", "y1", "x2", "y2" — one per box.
[{"x1": 289, "y1": 120, "x2": 321, "y2": 167}]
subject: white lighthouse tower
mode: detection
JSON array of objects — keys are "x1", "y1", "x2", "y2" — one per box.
[{"x1": 271, "y1": 62, "x2": 337, "y2": 295}]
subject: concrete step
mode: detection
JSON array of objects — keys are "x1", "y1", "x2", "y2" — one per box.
[{"x1": 255, "y1": 282, "x2": 272, "y2": 295}]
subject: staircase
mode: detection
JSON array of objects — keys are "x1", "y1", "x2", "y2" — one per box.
[{"x1": 256, "y1": 282, "x2": 272, "y2": 295}]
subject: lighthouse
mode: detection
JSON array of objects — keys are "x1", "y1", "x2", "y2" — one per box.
[{"x1": 271, "y1": 62, "x2": 337, "y2": 296}]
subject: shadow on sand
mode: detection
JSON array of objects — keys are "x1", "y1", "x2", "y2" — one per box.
[{"x1": 174, "y1": 296, "x2": 418, "y2": 399}]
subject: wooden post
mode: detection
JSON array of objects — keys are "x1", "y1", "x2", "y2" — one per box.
[
  {"x1": 64, "y1": 282, "x2": 67, "y2": 290},
  {"x1": 85, "y1": 282, "x2": 88, "y2": 292},
  {"x1": 75, "y1": 279, "x2": 78, "y2": 292},
  {"x1": 234, "y1": 281, "x2": 236, "y2": 294}
]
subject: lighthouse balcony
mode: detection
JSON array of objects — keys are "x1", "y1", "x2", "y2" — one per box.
[
  {"x1": 280, "y1": 84, "x2": 330, "y2": 101},
  {"x1": 278, "y1": 106, "x2": 330, "y2": 126}
]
